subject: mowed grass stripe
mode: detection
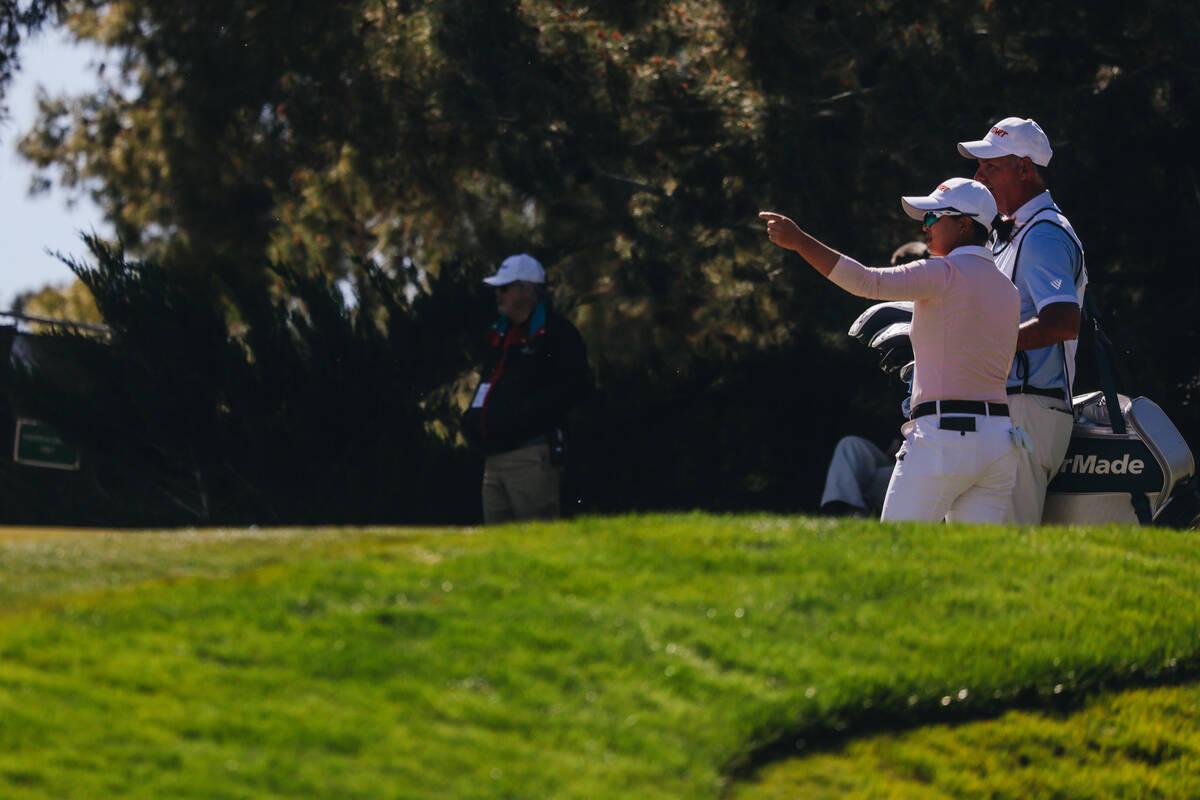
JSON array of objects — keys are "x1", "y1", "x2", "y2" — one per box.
[
  {"x1": 0, "y1": 526, "x2": 467, "y2": 615},
  {"x1": 732, "y1": 681, "x2": 1200, "y2": 799},
  {"x1": 1, "y1": 514, "x2": 1198, "y2": 798}
]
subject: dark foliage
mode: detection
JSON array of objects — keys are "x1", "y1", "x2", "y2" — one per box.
[{"x1": 1, "y1": 238, "x2": 481, "y2": 525}]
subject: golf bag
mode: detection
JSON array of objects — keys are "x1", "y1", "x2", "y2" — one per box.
[
  {"x1": 1042, "y1": 391, "x2": 1196, "y2": 525},
  {"x1": 848, "y1": 298, "x2": 1200, "y2": 528},
  {"x1": 1043, "y1": 290, "x2": 1198, "y2": 526}
]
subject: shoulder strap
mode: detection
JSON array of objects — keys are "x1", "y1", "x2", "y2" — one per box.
[
  {"x1": 1009, "y1": 214, "x2": 1083, "y2": 284},
  {"x1": 1081, "y1": 289, "x2": 1152, "y2": 524}
]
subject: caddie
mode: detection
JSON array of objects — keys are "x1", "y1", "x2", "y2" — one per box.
[{"x1": 958, "y1": 117, "x2": 1088, "y2": 524}]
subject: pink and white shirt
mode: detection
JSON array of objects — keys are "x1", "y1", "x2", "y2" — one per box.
[{"x1": 829, "y1": 245, "x2": 1020, "y2": 407}]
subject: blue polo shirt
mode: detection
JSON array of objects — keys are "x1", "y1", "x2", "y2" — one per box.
[{"x1": 993, "y1": 192, "x2": 1085, "y2": 398}]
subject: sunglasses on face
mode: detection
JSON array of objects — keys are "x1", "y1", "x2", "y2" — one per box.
[{"x1": 922, "y1": 210, "x2": 964, "y2": 228}]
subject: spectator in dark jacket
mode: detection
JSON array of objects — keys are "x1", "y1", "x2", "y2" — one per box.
[{"x1": 462, "y1": 254, "x2": 591, "y2": 524}]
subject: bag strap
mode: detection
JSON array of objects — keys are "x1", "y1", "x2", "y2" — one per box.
[{"x1": 1082, "y1": 289, "x2": 1152, "y2": 524}]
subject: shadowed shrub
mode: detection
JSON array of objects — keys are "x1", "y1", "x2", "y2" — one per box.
[{"x1": 0, "y1": 238, "x2": 481, "y2": 526}]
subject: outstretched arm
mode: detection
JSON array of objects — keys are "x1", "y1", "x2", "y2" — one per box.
[
  {"x1": 759, "y1": 210, "x2": 947, "y2": 302},
  {"x1": 758, "y1": 211, "x2": 843, "y2": 277}
]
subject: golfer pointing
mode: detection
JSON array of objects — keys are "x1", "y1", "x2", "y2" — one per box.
[{"x1": 760, "y1": 178, "x2": 1022, "y2": 522}]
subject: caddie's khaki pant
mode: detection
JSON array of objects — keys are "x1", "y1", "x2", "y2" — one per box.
[
  {"x1": 1007, "y1": 394, "x2": 1075, "y2": 525},
  {"x1": 482, "y1": 443, "x2": 562, "y2": 525}
]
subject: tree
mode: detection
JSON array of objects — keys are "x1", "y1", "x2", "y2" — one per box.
[{"x1": 18, "y1": 2, "x2": 797, "y2": 372}]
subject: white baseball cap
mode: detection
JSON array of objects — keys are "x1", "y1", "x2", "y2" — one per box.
[
  {"x1": 900, "y1": 177, "x2": 1000, "y2": 233},
  {"x1": 483, "y1": 253, "x2": 546, "y2": 286},
  {"x1": 957, "y1": 116, "x2": 1053, "y2": 166}
]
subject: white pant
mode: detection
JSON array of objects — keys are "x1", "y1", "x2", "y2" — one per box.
[
  {"x1": 881, "y1": 415, "x2": 1019, "y2": 523},
  {"x1": 1007, "y1": 394, "x2": 1075, "y2": 525},
  {"x1": 820, "y1": 436, "x2": 895, "y2": 513}
]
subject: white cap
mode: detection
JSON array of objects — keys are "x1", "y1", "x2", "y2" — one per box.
[
  {"x1": 900, "y1": 177, "x2": 999, "y2": 233},
  {"x1": 957, "y1": 116, "x2": 1053, "y2": 166},
  {"x1": 483, "y1": 253, "x2": 546, "y2": 286}
]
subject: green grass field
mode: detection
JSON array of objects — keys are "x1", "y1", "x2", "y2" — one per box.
[{"x1": 2, "y1": 515, "x2": 1199, "y2": 799}]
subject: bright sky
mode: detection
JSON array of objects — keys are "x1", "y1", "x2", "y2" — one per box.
[{"x1": 0, "y1": 29, "x2": 112, "y2": 311}]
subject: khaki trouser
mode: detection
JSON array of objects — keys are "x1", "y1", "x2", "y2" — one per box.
[
  {"x1": 482, "y1": 444, "x2": 562, "y2": 525},
  {"x1": 1007, "y1": 394, "x2": 1075, "y2": 525}
]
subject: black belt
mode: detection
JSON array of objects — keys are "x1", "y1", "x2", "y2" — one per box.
[
  {"x1": 1006, "y1": 385, "x2": 1067, "y2": 401},
  {"x1": 909, "y1": 400, "x2": 1009, "y2": 421}
]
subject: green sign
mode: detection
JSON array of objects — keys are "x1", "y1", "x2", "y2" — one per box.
[{"x1": 13, "y1": 418, "x2": 81, "y2": 471}]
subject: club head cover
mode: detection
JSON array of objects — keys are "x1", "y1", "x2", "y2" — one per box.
[
  {"x1": 848, "y1": 301, "x2": 914, "y2": 344},
  {"x1": 869, "y1": 322, "x2": 914, "y2": 375}
]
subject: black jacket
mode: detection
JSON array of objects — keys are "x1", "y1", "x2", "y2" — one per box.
[{"x1": 462, "y1": 302, "x2": 591, "y2": 455}]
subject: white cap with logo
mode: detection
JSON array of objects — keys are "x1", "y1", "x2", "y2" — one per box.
[
  {"x1": 900, "y1": 177, "x2": 1000, "y2": 233},
  {"x1": 483, "y1": 253, "x2": 546, "y2": 286},
  {"x1": 957, "y1": 116, "x2": 1053, "y2": 167}
]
